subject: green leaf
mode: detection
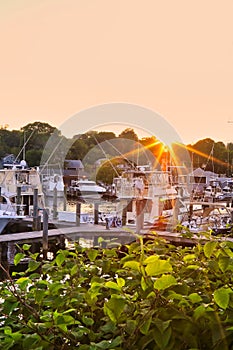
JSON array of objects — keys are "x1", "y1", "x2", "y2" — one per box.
[
  {"x1": 186, "y1": 265, "x2": 199, "y2": 270},
  {"x1": 23, "y1": 334, "x2": 40, "y2": 348},
  {"x1": 153, "y1": 321, "x2": 172, "y2": 349},
  {"x1": 70, "y1": 264, "x2": 78, "y2": 276},
  {"x1": 140, "y1": 316, "x2": 152, "y2": 335},
  {"x1": 4, "y1": 326, "x2": 12, "y2": 335},
  {"x1": 214, "y1": 288, "x2": 231, "y2": 309},
  {"x1": 26, "y1": 260, "x2": 41, "y2": 273},
  {"x1": 123, "y1": 260, "x2": 141, "y2": 271},
  {"x1": 3, "y1": 301, "x2": 19, "y2": 315},
  {"x1": 55, "y1": 253, "x2": 65, "y2": 267},
  {"x1": 110, "y1": 336, "x2": 122, "y2": 348},
  {"x1": 144, "y1": 255, "x2": 159, "y2": 264},
  {"x1": 105, "y1": 281, "x2": 121, "y2": 291},
  {"x1": 188, "y1": 293, "x2": 202, "y2": 304},
  {"x1": 95, "y1": 338, "x2": 122, "y2": 349},
  {"x1": 104, "y1": 296, "x2": 126, "y2": 323},
  {"x1": 154, "y1": 274, "x2": 177, "y2": 290},
  {"x1": 57, "y1": 323, "x2": 68, "y2": 332},
  {"x1": 218, "y1": 256, "x2": 232, "y2": 272},
  {"x1": 16, "y1": 277, "x2": 29, "y2": 286},
  {"x1": 125, "y1": 319, "x2": 137, "y2": 334},
  {"x1": 87, "y1": 249, "x2": 99, "y2": 261},
  {"x1": 145, "y1": 259, "x2": 172, "y2": 276},
  {"x1": 22, "y1": 243, "x2": 31, "y2": 250},
  {"x1": 117, "y1": 277, "x2": 125, "y2": 287},
  {"x1": 183, "y1": 254, "x2": 196, "y2": 263},
  {"x1": 204, "y1": 241, "x2": 218, "y2": 258},
  {"x1": 14, "y1": 252, "x2": 25, "y2": 265},
  {"x1": 82, "y1": 315, "x2": 94, "y2": 326},
  {"x1": 141, "y1": 276, "x2": 148, "y2": 291}
]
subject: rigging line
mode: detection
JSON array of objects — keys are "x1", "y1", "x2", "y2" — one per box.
[
  {"x1": 0, "y1": 129, "x2": 37, "y2": 187},
  {"x1": 15, "y1": 129, "x2": 36, "y2": 162},
  {"x1": 92, "y1": 135, "x2": 121, "y2": 177},
  {"x1": 192, "y1": 143, "x2": 215, "y2": 197},
  {"x1": 39, "y1": 136, "x2": 65, "y2": 173},
  {"x1": 100, "y1": 138, "x2": 138, "y2": 170},
  {"x1": 108, "y1": 137, "x2": 154, "y2": 169}
]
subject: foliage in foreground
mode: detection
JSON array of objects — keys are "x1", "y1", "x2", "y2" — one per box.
[{"x1": 0, "y1": 234, "x2": 233, "y2": 349}]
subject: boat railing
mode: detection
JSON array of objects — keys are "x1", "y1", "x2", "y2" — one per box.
[{"x1": 0, "y1": 202, "x2": 25, "y2": 216}]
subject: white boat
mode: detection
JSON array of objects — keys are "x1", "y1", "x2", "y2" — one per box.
[
  {"x1": 67, "y1": 179, "x2": 106, "y2": 198},
  {"x1": 0, "y1": 165, "x2": 44, "y2": 216},
  {"x1": 0, "y1": 192, "x2": 25, "y2": 233},
  {"x1": 113, "y1": 166, "x2": 189, "y2": 226},
  {"x1": 179, "y1": 201, "x2": 233, "y2": 235}
]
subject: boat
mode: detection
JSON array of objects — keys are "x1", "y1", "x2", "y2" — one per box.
[
  {"x1": 0, "y1": 164, "x2": 44, "y2": 216},
  {"x1": 67, "y1": 179, "x2": 106, "y2": 199},
  {"x1": 0, "y1": 192, "x2": 25, "y2": 233},
  {"x1": 112, "y1": 165, "x2": 189, "y2": 226},
  {"x1": 178, "y1": 201, "x2": 233, "y2": 235}
]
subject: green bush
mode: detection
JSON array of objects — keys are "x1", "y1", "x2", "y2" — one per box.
[{"x1": 0, "y1": 234, "x2": 233, "y2": 349}]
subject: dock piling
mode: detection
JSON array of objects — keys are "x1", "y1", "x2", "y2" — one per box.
[
  {"x1": 76, "y1": 202, "x2": 81, "y2": 226},
  {"x1": 33, "y1": 188, "x2": 41, "y2": 231},
  {"x1": 53, "y1": 187, "x2": 58, "y2": 219},
  {"x1": 94, "y1": 202, "x2": 99, "y2": 224},
  {"x1": 63, "y1": 187, "x2": 67, "y2": 211},
  {"x1": 136, "y1": 199, "x2": 144, "y2": 234},
  {"x1": 43, "y1": 208, "x2": 49, "y2": 260},
  {"x1": 16, "y1": 186, "x2": 21, "y2": 215}
]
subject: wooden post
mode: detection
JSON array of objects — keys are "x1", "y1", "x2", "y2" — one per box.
[
  {"x1": 0, "y1": 242, "x2": 9, "y2": 277},
  {"x1": 7, "y1": 242, "x2": 16, "y2": 265},
  {"x1": 122, "y1": 205, "x2": 127, "y2": 226},
  {"x1": 63, "y1": 187, "x2": 67, "y2": 211},
  {"x1": 94, "y1": 202, "x2": 99, "y2": 225},
  {"x1": 33, "y1": 188, "x2": 39, "y2": 231},
  {"x1": 172, "y1": 199, "x2": 179, "y2": 231},
  {"x1": 43, "y1": 208, "x2": 49, "y2": 260},
  {"x1": 76, "y1": 202, "x2": 81, "y2": 226},
  {"x1": 0, "y1": 243, "x2": 2, "y2": 266},
  {"x1": 53, "y1": 187, "x2": 58, "y2": 219},
  {"x1": 136, "y1": 199, "x2": 144, "y2": 234},
  {"x1": 16, "y1": 186, "x2": 21, "y2": 215}
]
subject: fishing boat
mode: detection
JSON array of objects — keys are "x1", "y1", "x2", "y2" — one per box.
[
  {"x1": 0, "y1": 164, "x2": 44, "y2": 216},
  {"x1": 112, "y1": 165, "x2": 189, "y2": 226}
]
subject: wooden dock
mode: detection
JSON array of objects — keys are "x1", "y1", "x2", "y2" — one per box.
[{"x1": 0, "y1": 223, "x2": 200, "y2": 246}]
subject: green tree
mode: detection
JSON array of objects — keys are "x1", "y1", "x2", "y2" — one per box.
[
  {"x1": 118, "y1": 128, "x2": 138, "y2": 141},
  {"x1": 96, "y1": 157, "x2": 129, "y2": 184},
  {"x1": 66, "y1": 138, "x2": 89, "y2": 160},
  {"x1": 20, "y1": 122, "x2": 60, "y2": 165}
]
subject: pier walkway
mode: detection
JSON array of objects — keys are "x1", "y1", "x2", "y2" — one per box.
[{"x1": 0, "y1": 223, "x2": 199, "y2": 247}]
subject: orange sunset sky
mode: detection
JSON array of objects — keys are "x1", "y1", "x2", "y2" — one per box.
[{"x1": 0, "y1": 0, "x2": 233, "y2": 145}]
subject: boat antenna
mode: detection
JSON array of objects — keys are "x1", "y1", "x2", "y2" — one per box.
[{"x1": 15, "y1": 129, "x2": 35, "y2": 162}]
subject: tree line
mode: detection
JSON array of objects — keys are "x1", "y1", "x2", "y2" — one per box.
[{"x1": 0, "y1": 122, "x2": 233, "y2": 176}]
